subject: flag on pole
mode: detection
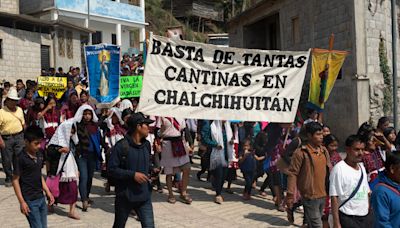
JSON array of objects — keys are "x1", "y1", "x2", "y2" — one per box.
[{"x1": 307, "y1": 48, "x2": 347, "y2": 111}]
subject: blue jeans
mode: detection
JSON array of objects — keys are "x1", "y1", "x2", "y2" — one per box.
[
  {"x1": 113, "y1": 196, "x2": 154, "y2": 228},
  {"x1": 243, "y1": 171, "x2": 254, "y2": 194},
  {"x1": 26, "y1": 196, "x2": 47, "y2": 228},
  {"x1": 77, "y1": 154, "x2": 97, "y2": 201},
  {"x1": 211, "y1": 166, "x2": 228, "y2": 196}
]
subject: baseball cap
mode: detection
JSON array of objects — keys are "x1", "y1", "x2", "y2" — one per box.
[{"x1": 127, "y1": 112, "x2": 154, "y2": 128}]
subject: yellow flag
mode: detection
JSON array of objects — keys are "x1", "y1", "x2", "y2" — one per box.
[{"x1": 308, "y1": 49, "x2": 347, "y2": 111}]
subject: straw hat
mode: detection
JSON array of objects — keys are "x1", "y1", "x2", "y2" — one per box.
[{"x1": 6, "y1": 87, "x2": 20, "y2": 101}]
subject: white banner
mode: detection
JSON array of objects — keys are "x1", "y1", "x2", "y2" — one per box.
[{"x1": 138, "y1": 35, "x2": 310, "y2": 123}]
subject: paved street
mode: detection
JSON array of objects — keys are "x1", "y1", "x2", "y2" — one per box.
[{"x1": 0, "y1": 156, "x2": 303, "y2": 228}]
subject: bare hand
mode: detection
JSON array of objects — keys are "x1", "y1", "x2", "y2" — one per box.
[
  {"x1": 47, "y1": 193, "x2": 55, "y2": 206},
  {"x1": 58, "y1": 147, "x2": 69, "y2": 153},
  {"x1": 134, "y1": 172, "x2": 149, "y2": 184},
  {"x1": 20, "y1": 202, "x2": 30, "y2": 216}
]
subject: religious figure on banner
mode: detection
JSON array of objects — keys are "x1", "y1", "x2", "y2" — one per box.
[
  {"x1": 99, "y1": 50, "x2": 110, "y2": 96},
  {"x1": 318, "y1": 64, "x2": 329, "y2": 104}
]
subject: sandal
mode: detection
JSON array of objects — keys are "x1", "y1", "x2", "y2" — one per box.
[
  {"x1": 167, "y1": 196, "x2": 176, "y2": 204},
  {"x1": 180, "y1": 194, "x2": 193, "y2": 204}
]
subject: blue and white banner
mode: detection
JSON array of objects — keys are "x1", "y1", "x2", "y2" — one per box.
[{"x1": 85, "y1": 44, "x2": 120, "y2": 105}]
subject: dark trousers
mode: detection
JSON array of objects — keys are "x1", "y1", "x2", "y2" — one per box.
[
  {"x1": 77, "y1": 154, "x2": 97, "y2": 201},
  {"x1": 302, "y1": 197, "x2": 325, "y2": 228},
  {"x1": 243, "y1": 171, "x2": 254, "y2": 194},
  {"x1": 198, "y1": 151, "x2": 210, "y2": 179},
  {"x1": 1, "y1": 133, "x2": 24, "y2": 181},
  {"x1": 339, "y1": 211, "x2": 374, "y2": 228},
  {"x1": 211, "y1": 166, "x2": 228, "y2": 196},
  {"x1": 26, "y1": 196, "x2": 47, "y2": 228},
  {"x1": 113, "y1": 196, "x2": 154, "y2": 228}
]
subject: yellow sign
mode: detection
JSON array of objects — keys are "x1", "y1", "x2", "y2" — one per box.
[
  {"x1": 37, "y1": 76, "x2": 67, "y2": 99},
  {"x1": 308, "y1": 49, "x2": 347, "y2": 111}
]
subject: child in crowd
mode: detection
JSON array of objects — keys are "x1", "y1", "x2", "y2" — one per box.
[
  {"x1": 12, "y1": 126, "x2": 55, "y2": 227},
  {"x1": 74, "y1": 104, "x2": 107, "y2": 211},
  {"x1": 322, "y1": 134, "x2": 342, "y2": 228},
  {"x1": 239, "y1": 139, "x2": 256, "y2": 200}
]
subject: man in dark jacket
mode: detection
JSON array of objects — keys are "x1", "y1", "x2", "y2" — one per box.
[{"x1": 109, "y1": 112, "x2": 155, "y2": 228}]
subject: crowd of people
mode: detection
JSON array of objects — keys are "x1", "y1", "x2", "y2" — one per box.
[{"x1": 0, "y1": 72, "x2": 399, "y2": 228}]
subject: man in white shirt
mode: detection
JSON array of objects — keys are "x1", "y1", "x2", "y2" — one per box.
[{"x1": 329, "y1": 135, "x2": 374, "y2": 228}]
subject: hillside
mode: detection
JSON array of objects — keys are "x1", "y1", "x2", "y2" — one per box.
[{"x1": 145, "y1": 0, "x2": 211, "y2": 42}]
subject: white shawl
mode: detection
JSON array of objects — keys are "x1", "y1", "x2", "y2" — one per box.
[
  {"x1": 105, "y1": 107, "x2": 125, "y2": 146},
  {"x1": 74, "y1": 104, "x2": 98, "y2": 123},
  {"x1": 49, "y1": 120, "x2": 79, "y2": 182},
  {"x1": 119, "y1": 99, "x2": 133, "y2": 112},
  {"x1": 209, "y1": 120, "x2": 235, "y2": 170}
]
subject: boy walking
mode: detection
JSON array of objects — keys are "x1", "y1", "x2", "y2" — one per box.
[
  {"x1": 109, "y1": 112, "x2": 155, "y2": 228},
  {"x1": 12, "y1": 126, "x2": 55, "y2": 228},
  {"x1": 330, "y1": 135, "x2": 373, "y2": 228},
  {"x1": 286, "y1": 122, "x2": 331, "y2": 228}
]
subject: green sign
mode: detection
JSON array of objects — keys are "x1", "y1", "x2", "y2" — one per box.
[{"x1": 120, "y1": 76, "x2": 143, "y2": 98}]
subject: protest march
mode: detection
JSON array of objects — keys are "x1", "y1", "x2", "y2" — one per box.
[{"x1": 0, "y1": 32, "x2": 399, "y2": 228}]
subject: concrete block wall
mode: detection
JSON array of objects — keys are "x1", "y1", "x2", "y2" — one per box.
[
  {"x1": 0, "y1": 0, "x2": 19, "y2": 14},
  {"x1": 0, "y1": 26, "x2": 48, "y2": 82}
]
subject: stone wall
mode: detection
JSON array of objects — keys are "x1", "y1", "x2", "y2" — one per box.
[
  {"x1": 0, "y1": 0, "x2": 19, "y2": 14},
  {"x1": 364, "y1": 0, "x2": 400, "y2": 127},
  {"x1": 0, "y1": 26, "x2": 52, "y2": 82}
]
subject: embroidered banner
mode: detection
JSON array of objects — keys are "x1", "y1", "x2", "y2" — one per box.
[{"x1": 85, "y1": 44, "x2": 120, "y2": 105}]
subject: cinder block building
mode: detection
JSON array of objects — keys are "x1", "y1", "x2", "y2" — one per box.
[{"x1": 0, "y1": 0, "x2": 92, "y2": 82}]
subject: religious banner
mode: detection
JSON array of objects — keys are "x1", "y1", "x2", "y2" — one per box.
[
  {"x1": 120, "y1": 76, "x2": 143, "y2": 98},
  {"x1": 37, "y1": 76, "x2": 67, "y2": 99},
  {"x1": 307, "y1": 48, "x2": 347, "y2": 111},
  {"x1": 138, "y1": 34, "x2": 311, "y2": 123},
  {"x1": 85, "y1": 44, "x2": 120, "y2": 105}
]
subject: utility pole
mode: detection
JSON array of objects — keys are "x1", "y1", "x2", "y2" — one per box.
[{"x1": 391, "y1": 0, "x2": 398, "y2": 131}]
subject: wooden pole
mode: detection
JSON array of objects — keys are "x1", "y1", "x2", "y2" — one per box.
[{"x1": 328, "y1": 33, "x2": 335, "y2": 51}]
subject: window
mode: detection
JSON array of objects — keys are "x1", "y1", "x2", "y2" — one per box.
[
  {"x1": 0, "y1": 39, "x2": 2, "y2": 59},
  {"x1": 92, "y1": 31, "x2": 102, "y2": 44},
  {"x1": 112, "y1": 33, "x2": 117, "y2": 45},
  {"x1": 292, "y1": 17, "x2": 300, "y2": 44},
  {"x1": 130, "y1": 29, "x2": 139, "y2": 47},
  {"x1": 41, "y1": 45, "x2": 50, "y2": 71}
]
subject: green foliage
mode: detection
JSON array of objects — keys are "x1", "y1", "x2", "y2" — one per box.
[{"x1": 379, "y1": 36, "x2": 393, "y2": 115}]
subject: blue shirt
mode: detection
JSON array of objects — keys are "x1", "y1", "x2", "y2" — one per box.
[{"x1": 371, "y1": 172, "x2": 400, "y2": 228}]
